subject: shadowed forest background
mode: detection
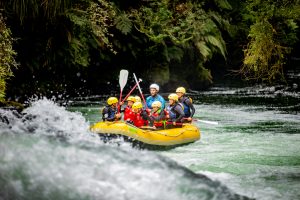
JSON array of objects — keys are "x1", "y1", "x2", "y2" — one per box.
[{"x1": 0, "y1": 0, "x2": 299, "y2": 102}]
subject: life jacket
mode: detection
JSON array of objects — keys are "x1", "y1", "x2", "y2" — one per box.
[
  {"x1": 181, "y1": 96, "x2": 192, "y2": 117},
  {"x1": 124, "y1": 106, "x2": 135, "y2": 121},
  {"x1": 102, "y1": 106, "x2": 117, "y2": 121},
  {"x1": 166, "y1": 103, "x2": 184, "y2": 120},
  {"x1": 151, "y1": 109, "x2": 167, "y2": 127},
  {"x1": 146, "y1": 94, "x2": 166, "y2": 109},
  {"x1": 132, "y1": 111, "x2": 148, "y2": 127}
]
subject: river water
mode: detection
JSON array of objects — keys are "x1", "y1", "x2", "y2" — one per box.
[{"x1": 0, "y1": 86, "x2": 299, "y2": 200}]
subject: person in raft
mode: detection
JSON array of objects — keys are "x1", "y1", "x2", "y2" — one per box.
[
  {"x1": 130, "y1": 102, "x2": 149, "y2": 127},
  {"x1": 123, "y1": 96, "x2": 136, "y2": 122},
  {"x1": 176, "y1": 87, "x2": 195, "y2": 122},
  {"x1": 146, "y1": 83, "x2": 165, "y2": 109},
  {"x1": 148, "y1": 101, "x2": 168, "y2": 129},
  {"x1": 102, "y1": 97, "x2": 121, "y2": 121},
  {"x1": 166, "y1": 93, "x2": 185, "y2": 127}
]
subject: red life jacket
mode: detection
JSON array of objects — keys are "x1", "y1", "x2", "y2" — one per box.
[
  {"x1": 124, "y1": 106, "x2": 135, "y2": 121},
  {"x1": 151, "y1": 109, "x2": 167, "y2": 127},
  {"x1": 132, "y1": 111, "x2": 148, "y2": 127}
]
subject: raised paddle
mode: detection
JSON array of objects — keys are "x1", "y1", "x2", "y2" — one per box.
[
  {"x1": 133, "y1": 73, "x2": 147, "y2": 108},
  {"x1": 118, "y1": 69, "x2": 129, "y2": 111}
]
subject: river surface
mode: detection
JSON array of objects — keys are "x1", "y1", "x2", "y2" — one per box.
[{"x1": 0, "y1": 86, "x2": 299, "y2": 200}]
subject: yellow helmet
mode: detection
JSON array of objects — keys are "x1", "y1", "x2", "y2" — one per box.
[
  {"x1": 168, "y1": 93, "x2": 178, "y2": 101},
  {"x1": 135, "y1": 96, "x2": 141, "y2": 102},
  {"x1": 126, "y1": 96, "x2": 136, "y2": 102},
  {"x1": 151, "y1": 101, "x2": 162, "y2": 108},
  {"x1": 176, "y1": 87, "x2": 186, "y2": 94},
  {"x1": 107, "y1": 97, "x2": 118, "y2": 105},
  {"x1": 132, "y1": 102, "x2": 143, "y2": 109}
]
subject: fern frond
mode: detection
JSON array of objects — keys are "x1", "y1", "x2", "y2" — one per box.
[
  {"x1": 213, "y1": 0, "x2": 232, "y2": 10},
  {"x1": 196, "y1": 41, "x2": 211, "y2": 59},
  {"x1": 205, "y1": 35, "x2": 226, "y2": 58},
  {"x1": 115, "y1": 13, "x2": 132, "y2": 35},
  {"x1": 167, "y1": 46, "x2": 184, "y2": 61}
]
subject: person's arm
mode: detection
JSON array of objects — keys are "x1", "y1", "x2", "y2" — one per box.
[
  {"x1": 141, "y1": 110, "x2": 154, "y2": 126},
  {"x1": 125, "y1": 112, "x2": 135, "y2": 124},
  {"x1": 106, "y1": 117, "x2": 115, "y2": 121},
  {"x1": 141, "y1": 110, "x2": 150, "y2": 120},
  {"x1": 173, "y1": 105, "x2": 185, "y2": 122},
  {"x1": 185, "y1": 98, "x2": 195, "y2": 117},
  {"x1": 102, "y1": 107, "x2": 108, "y2": 121},
  {"x1": 119, "y1": 105, "x2": 125, "y2": 113},
  {"x1": 118, "y1": 102, "x2": 124, "y2": 113},
  {"x1": 150, "y1": 110, "x2": 165, "y2": 122}
]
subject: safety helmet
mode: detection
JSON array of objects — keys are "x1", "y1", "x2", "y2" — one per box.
[
  {"x1": 107, "y1": 97, "x2": 118, "y2": 105},
  {"x1": 176, "y1": 87, "x2": 186, "y2": 94},
  {"x1": 132, "y1": 102, "x2": 143, "y2": 109},
  {"x1": 126, "y1": 96, "x2": 136, "y2": 102},
  {"x1": 149, "y1": 83, "x2": 159, "y2": 91},
  {"x1": 151, "y1": 101, "x2": 162, "y2": 108},
  {"x1": 135, "y1": 96, "x2": 141, "y2": 102},
  {"x1": 168, "y1": 93, "x2": 178, "y2": 102}
]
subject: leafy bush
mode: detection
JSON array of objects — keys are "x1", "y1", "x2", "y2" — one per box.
[
  {"x1": 0, "y1": 14, "x2": 17, "y2": 102},
  {"x1": 241, "y1": 0, "x2": 300, "y2": 83}
]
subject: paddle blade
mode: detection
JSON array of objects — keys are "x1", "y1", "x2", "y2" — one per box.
[{"x1": 119, "y1": 69, "x2": 129, "y2": 90}]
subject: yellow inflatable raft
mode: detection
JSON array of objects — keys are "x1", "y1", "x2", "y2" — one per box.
[{"x1": 90, "y1": 121, "x2": 200, "y2": 146}]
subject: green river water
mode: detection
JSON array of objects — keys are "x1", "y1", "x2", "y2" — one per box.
[{"x1": 0, "y1": 86, "x2": 299, "y2": 199}]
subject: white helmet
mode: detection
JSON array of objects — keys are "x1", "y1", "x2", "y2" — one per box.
[{"x1": 149, "y1": 83, "x2": 159, "y2": 91}]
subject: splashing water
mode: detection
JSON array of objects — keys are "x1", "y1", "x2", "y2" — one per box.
[{"x1": 0, "y1": 99, "x2": 249, "y2": 200}]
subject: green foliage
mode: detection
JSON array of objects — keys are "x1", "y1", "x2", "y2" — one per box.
[
  {"x1": 197, "y1": 63, "x2": 213, "y2": 83},
  {"x1": 0, "y1": 14, "x2": 17, "y2": 102},
  {"x1": 2, "y1": 0, "x2": 117, "y2": 70},
  {"x1": 131, "y1": 0, "x2": 227, "y2": 61},
  {"x1": 213, "y1": 0, "x2": 232, "y2": 10},
  {"x1": 87, "y1": 0, "x2": 116, "y2": 53},
  {"x1": 241, "y1": 0, "x2": 300, "y2": 83},
  {"x1": 8, "y1": 0, "x2": 300, "y2": 97},
  {"x1": 2, "y1": 0, "x2": 72, "y2": 24},
  {"x1": 114, "y1": 12, "x2": 132, "y2": 35},
  {"x1": 242, "y1": 21, "x2": 288, "y2": 82},
  {"x1": 50, "y1": 0, "x2": 117, "y2": 68},
  {"x1": 165, "y1": 46, "x2": 184, "y2": 62},
  {"x1": 118, "y1": 0, "x2": 231, "y2": 84}
]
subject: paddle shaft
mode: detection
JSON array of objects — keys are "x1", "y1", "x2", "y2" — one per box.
[
  {"x1": 166, "y1": 121, "x2": 183, "y2": 126},
  {"x1": 121, "y1": 80, "x2": 141, "y2": 104},
  {"x1": 133, "y1": 73, "x2": 147, "y2": 108},
  {"x1": 119, "y1": 90, "x2": 123, "y2": 108}
]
